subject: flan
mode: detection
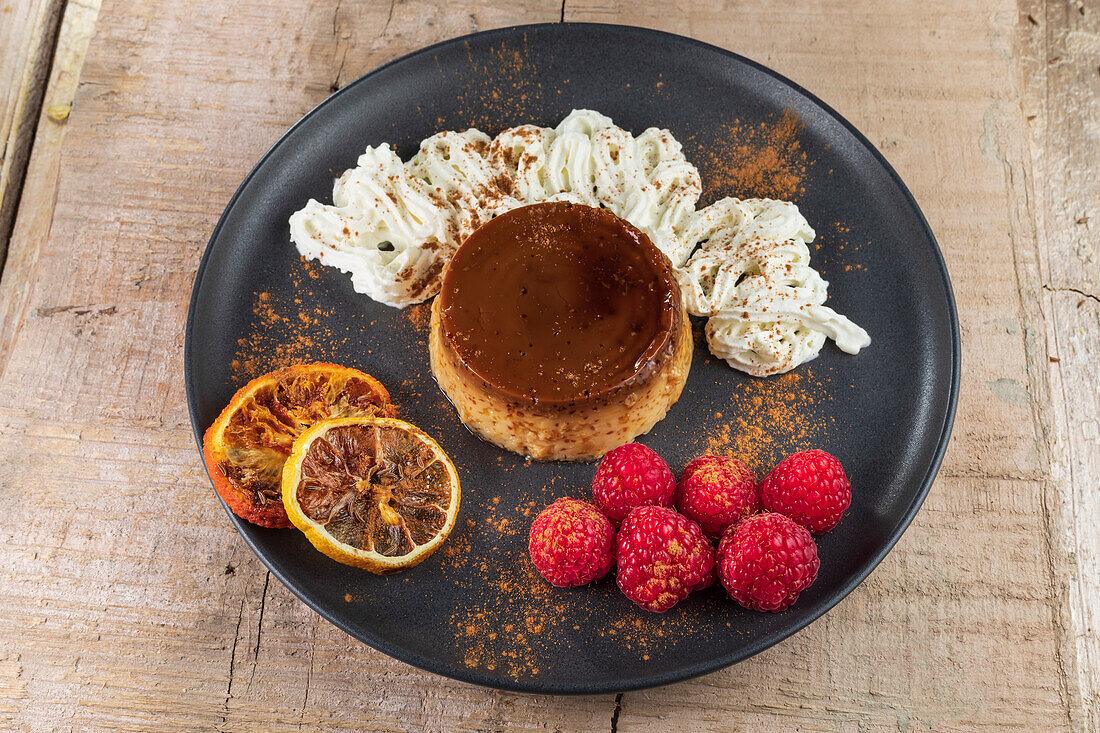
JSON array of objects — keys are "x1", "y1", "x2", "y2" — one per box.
[{"x1": 429, "y1": 202, "x2": 692, "y2": 461}]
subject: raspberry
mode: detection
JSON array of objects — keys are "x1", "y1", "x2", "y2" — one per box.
[
  {"x1": 528, "y1": 498, "x2": 615, "y2": 587},
  {"x1": 591, "y1": 443, "x2": 676, "y2": 523},
  {"x1": 679, "y1": 454, "x2": 720, "y2": 482},
  {"x1": 676, "y1": 454, "x2": 759, "y2": 538},
  {"x1": 718, "y1": 513, "x2": 819, "y2": 612},
  {"x1": 615, "y1": 506, "x2": 715, "y2": 612},
  {"x1": 759, "y1": 449, "x2": 851, "y2": 534}
]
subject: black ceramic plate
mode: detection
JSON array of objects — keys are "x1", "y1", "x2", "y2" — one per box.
[{"x1": 186, "y1": 24, "x2": 959, "y2": 694}]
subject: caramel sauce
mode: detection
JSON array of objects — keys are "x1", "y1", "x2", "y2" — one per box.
[{"x1": 438, "y1": 202, "x2": 681, "y2": 405}]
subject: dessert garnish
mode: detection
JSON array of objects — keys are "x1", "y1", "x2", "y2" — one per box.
[
  {"x1": 676, "y1": 454, "x2": 759, "y2": 538},
  {"x1": 290, "y1": 109, "x2": 869, "y2": 376},
  {"x1": 282, "y1": 416, "x2": 460, "y2": 574},
  {"x1": 202, "y1": 362, "x2": 394, "y2": 527},
  {"x1": 717, "y1": 513, "x2": 819, "y2": 612},
  {"x1": 678, "y1": 198, "x2": 871, "y2": 375},
  {"x1": 759, "y1": 449, "x2": 852, "y2": 534},
  {"x1": 527, "y1": 443, "x2": 852, "y2": 613},
  {"x1": 591, "y1": 443, "x2": 677, "y2": 524},
  {"x1": 616, "y1": 505, "x2": 716, "y2": 613},
  {"x1": 288, "y1": 144, "x2": 455, "y2": 308},
  {"x1": 528, "y1": 498, "x2": 615, "y2": 587}
]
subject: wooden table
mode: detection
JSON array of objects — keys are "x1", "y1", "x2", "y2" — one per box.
[{"x1": 1, "y1": 0, "x2": 1096, "y2": 729}]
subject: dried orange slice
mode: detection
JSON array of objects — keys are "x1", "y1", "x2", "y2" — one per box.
[
  {"x1": 202, "y1": 363, "x2": 395, "y2": 528},
  {"x1": 282, "y1": 417, "x2": 460, "y2": 573}
]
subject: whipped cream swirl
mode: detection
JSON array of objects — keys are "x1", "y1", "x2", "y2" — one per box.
[
  {"x1": 289, "y1": 144, "x2": 454, "y2": 306},
  {"x1": 678, "y1": 198, "x2": 870, "y2": 376},
  {"x1": 289, "y1": 110, "x2": 869, "y2": 375}
]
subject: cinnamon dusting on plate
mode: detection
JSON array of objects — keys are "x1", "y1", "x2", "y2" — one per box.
[
  {"x1": 690, "y1": 367, "x2": 833, "y2": 476},
  {"x1": 692, "y1": 110, "x2": 810, "y2": 203}
]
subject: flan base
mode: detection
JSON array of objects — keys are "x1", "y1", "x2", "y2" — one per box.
[{"x1": 429, "y1": 296, "x2": 693, "y2": 461}]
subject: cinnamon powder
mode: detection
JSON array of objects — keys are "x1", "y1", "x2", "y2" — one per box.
[
  {"x1": 689, "y1": 366, "x2": 832, "y2": 477},
  {"x1": 691, "y1": 110, "x2": 810, "y2": 204},
  {"x1": 451, "y1": 40, "x2": 544, "y2": 132},
  {"x1": 440, "y1": 477, "x2": 741, "y2": 677},
  {"x1": 230, "y1": 262, "x2": 343, "y2": 382},
  {"x1": 402, "y1": 301, "x2": 431, "y2": 333}
]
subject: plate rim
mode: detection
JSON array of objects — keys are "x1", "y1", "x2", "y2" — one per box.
[{"x1": 185, "y1": 21, "x2": 961, "y2": 695}]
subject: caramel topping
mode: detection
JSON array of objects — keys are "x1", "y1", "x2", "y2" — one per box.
[{"x1": 438, "y1": 202, "x2": 680, "y2": 404}]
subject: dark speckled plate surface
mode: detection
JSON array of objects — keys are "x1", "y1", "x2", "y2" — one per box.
[{"x1": 185, "y1": 24, "x2": 959, "y2": 694}]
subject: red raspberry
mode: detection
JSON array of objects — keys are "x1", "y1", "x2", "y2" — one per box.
[
  {"x1": 616, "y1": 506, "x2": 715, "y2": 612},
  {"x1": 679, "y1": 454, "x2": 720, "y2": 482},
  {"x1": 718, "y1": 513, "x2": 819, "y2": 612},
  {"x1": 528, "y1": 498, "x2": 615, "y2": 587},
  {"x1": 759, "y1": 449, "x2": 851, "y2": 534},
  {"x1": 591, "y1": 443, "x2": 675, "y2": 524},
  {"x1": 676, "y1": 454, "x2": 759, "y2": 538}
]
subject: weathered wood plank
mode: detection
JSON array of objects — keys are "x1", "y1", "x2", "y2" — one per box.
[
  {"x1": 1019, "y1": 0, "x2": 1100, "y2": 726},
  {"x1": 0, "y1": 0, "x2": 102, "y2": 368},
  {"x1": 1042, "y1": 291, "x2": 1100, "y2": 730},
  {"x1": 1022, "y1": 0, "x2": 1100, "y2": 297},
  {"x1": 0, "y1": 0, "x2": 65, "y2": 260}
]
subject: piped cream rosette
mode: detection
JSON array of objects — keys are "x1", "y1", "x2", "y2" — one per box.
[
  {"x1": 678, "y1": 198, "x2": 870, "y2": 376},
  {"x1": 289, "y1": 110, "x2": 870, "y2": 376},
  {"x1": 289, "y1": 110, "x2": 699, "y2": 305},
  {"x1": 288, "y1": 145, "x2": 454, "y2": 308}
]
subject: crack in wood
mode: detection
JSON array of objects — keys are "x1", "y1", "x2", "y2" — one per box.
[
  {"x1": 222, "y1": 596, "x2": 246, "y2": 724},
  {"x1": 330, "y1": 0, "x2": 348, "y2": 92},
  {"x1": 297, "y1": 625, "x2": 317, "y2": 730},
  {"x1": 610, "y1": 692, "x2": 623, "y2": 733},
  {"x1": 331, "y1": 47, "x2": 348, "y2": 93},
  {"x1": 937, "y1": 470, "x2": 1047, "y2": 481},
  {"x1": 33, "y1": 303, "x2": 116, "y2": 317},
  {"x1": 252, "y1": 571, "x2": 270, "y2": 668},
  {"x1": 1042, "y1": 283, "x2": 1100, "y2": 305},
  {"x1": 380, "y1": 0, "x2": 396, "y2": 38}
]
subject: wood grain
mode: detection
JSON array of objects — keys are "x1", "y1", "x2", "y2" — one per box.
[
  {"x1": 0, "y1": 0, "x2": 102, "y2": 370},
  {"x1": 1019, "y1": 0, "x2": 1100, "y2": 726},
  {"x1": 0, "y1": 0, "x2": 1093, "y2": 729},
  {"x1": 0, "y1": 0, "x2": 65, "y2": 260}
]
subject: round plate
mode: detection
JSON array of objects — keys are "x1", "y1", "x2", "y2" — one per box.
[{"x1": 186, "y1": 23, "x2": 959, "y2": 694}]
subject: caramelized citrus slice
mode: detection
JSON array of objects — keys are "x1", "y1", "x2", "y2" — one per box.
[
  {"x1": 282, "y1": 417, "x2": 460, "y2": 573},
  {"x1": 202, "y1": 363, "x2": 395, "y2": 528}
]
